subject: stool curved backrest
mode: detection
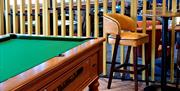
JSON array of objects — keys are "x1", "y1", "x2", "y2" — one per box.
[{"x1": 103, "y1": 13, "x2": 136, "y2": 35}]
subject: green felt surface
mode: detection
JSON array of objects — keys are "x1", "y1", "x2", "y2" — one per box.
[{"x1": 0, "y1": 37, "x2": 88, "y2": 82}]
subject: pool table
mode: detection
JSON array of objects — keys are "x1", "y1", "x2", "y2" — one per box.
[{"x1": 0, "y1": 34, "x2": 105, "y2": 91}]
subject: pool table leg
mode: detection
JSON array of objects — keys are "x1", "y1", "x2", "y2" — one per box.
[{"x1": 89, "y1": 77, "x2": 99, "y2": 91}]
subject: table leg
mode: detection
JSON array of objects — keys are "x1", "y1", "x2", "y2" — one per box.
[
  {"x1": 161, "y1": 17, "x2": 169, "y2": 90},
  {"x1": 89, "y1": 77, "x2": 99, "y2": 91}
]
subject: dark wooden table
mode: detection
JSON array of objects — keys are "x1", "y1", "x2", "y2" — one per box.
[{"x1": 144, "y1": 12, "x2": 180, "y2": 91}]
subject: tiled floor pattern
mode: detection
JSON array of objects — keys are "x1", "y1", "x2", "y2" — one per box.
[
  {"x1": 84, "y1": 78, "x2": 146, "y2": 91},
  {"x1": 98, "y1": 78, "x2": 146, "y2": 91}
]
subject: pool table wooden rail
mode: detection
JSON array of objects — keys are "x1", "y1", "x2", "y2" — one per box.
[{"x1": 0, "y1": 37, "x2": 105, "y2": 91}]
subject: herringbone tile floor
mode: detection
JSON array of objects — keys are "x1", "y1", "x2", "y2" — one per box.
[
  {"x1": 84, "y1": 78, "x2": 146, "y2": 91},
  {"x1": 97, "y1": 78, "x2": 180, "y2": 91},
  {"x1": 98, "y1": 78, "x2": 146, "y2": 91}
]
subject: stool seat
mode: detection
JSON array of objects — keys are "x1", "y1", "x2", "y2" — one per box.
[{"x1": 108, "y1": 32, "x2": 149, "y2": 47}]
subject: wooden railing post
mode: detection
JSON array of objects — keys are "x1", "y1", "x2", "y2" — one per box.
[
  {"x1": 45, "y1": 0, "x2": 50, "y2": 35},
  {"x1": 120, "y1": 0, "x2": 125, "y2": 74},
  {"x1": 86, "y1": 0, "x2": 90, "y2": 37},
  {"x1": 53, "y1": 0, "x2": 57, "y2": 36},
  {"x1": 35, "y1": 0, "x2": 40, "y2": 35},
  {"x1": 0, "y1": 0, "x2": 4, "y2": 35},
  {"x1": 77, "y1": 0, "x2": 82, "y2": 37},
  {"x1": 150, "y1": 0, "x2": 157, "y2": 81},
  {"x1": 94, "y1": 0, "x2": 99, "y2": 37},
  {"x1": 5, "y1": 0, "x2": 10, "y2": 34},
  {"x1": 27, "y1": 0, "x2": 32, "y2": 34},
  {"x1": 13, "y1": 0, "x2": 18, "y2": 33},
  {"x1": 103, "y1": 0, "x2": 108, "y2": 75},
  {"x1": 142, "y1": 0, "x2": 147, "y2": 81},
  {"x1": 42, "y1": 0, "x2": 46, "y2": 35},
  {"x1": 170, "y1": 0, "x2": 177, "y2": 83},
  {"x1": 20, "y1": 0, "x2": 25, "y2": 34},
  {"x1": 61, "y1": 0, "x2": 66, "y2": 36},
  {"x1": 69, "y1": 0, "x2": 74, "y2": 36}
]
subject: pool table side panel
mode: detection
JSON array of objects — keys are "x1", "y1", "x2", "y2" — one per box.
[
  {"x1": 24, "y1": 41, "x2": 103, "y2": 91},
  {"x1": 40, "y1": 57, "x2": 91, "y2": 91},
  {"x1": 0, "y1": 38, "x2": 105, "y2": 91},
  {"x1": 79, "y1": 44, "x2": 103, "y2": 91},
  {"x1": 24, "y1": 44, "x2": 102, "y2": 91},
  {"x1": 98, "y1": 44, "x2": 103, "y2": 74},
  {"x1": 74, "y1": 49, "x2": 102, "y2": 91}
]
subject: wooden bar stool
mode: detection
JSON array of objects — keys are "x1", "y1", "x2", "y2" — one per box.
[{"x1": 103, "y1": 13, "x2": 149, "y2": 91}]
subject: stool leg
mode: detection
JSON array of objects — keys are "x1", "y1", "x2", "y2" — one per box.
[
  {"x1": 133, "y1": 47, "x2": 138, "y2": 91},
  {"x1": 145, "y1": 47, "x2": 149, "y2": 86},
  {"x1": 107, "y1": 35, "x2": 120, "y2": 89},
  {"x1": 122, "y1": 46, "x2": 131, "y2": 79}
]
